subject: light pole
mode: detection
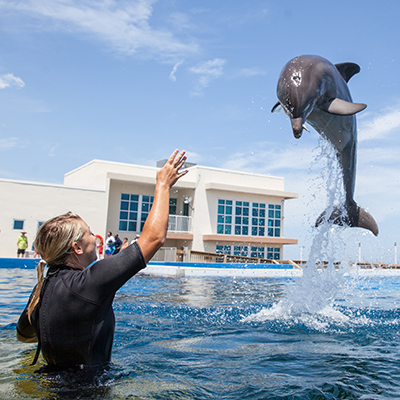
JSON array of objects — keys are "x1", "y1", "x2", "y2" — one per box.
[
  {"x1": 300, "y1": 245, "x2": 304, "y2": 262},
  {"x1": 395, "y1": 242, "x2": 398, "y2": 265},
  {"x1": 358, "y1": 243, "x2": 361, "y2": 263}
]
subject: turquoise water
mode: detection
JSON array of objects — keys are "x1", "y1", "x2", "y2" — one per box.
[{"x1": 1, "y1": 266, "x2": 400, "y2": 399}]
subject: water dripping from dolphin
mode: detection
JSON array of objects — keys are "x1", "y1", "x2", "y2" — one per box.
[{"x1": 271, "y1": 55, "x2": 378, "y2": 236}]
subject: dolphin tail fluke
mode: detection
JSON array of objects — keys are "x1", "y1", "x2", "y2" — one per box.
[
  {"x1": 315, "y1": 204, "x2": 379, "y2": 236},
  {"x1": 357, "y1": 206, "x2": 379, "y2": 236}
]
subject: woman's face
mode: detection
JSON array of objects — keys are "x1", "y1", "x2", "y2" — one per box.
[{"x1": 79, "y1": 223, "x2": 97, "y2": 267}]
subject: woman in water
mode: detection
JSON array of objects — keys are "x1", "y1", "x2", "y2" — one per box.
[{"x1": 16, "y1": 150, "x2": 188, "y2": 370}]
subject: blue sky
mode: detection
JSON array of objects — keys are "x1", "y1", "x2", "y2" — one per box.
[{"x1": 0, "y1": 0, "x2": 399, "y2": 262}]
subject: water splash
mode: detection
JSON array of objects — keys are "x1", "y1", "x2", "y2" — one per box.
[{"x1": 246, "y1": 137, "x2": 358, "y2": 326}]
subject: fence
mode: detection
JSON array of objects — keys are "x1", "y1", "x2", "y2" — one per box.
[
  {"x1": 168, "y1": 215, "x2": 192, "y2": 233},
  {"x1": 188, "y1": 250, "x2": 302, "y2": 268},
  {"x1": 152, "y1": 247, "x2": 177, "y2": 262}
]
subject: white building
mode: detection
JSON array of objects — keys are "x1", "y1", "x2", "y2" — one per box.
[{"x1": 0, "y1": 160, "x2": 298, "y2": 259}]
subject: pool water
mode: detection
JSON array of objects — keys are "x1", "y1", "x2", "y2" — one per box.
[{"x1": 1, "y1": 266, "x2": 400, "y2": 399}]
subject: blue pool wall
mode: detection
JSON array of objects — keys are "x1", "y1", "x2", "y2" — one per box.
[{"x1": 0, "y1": 258, "x2": 293, "y2": 270}]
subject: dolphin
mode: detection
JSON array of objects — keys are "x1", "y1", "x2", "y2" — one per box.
[{"x1": 271, "y1": 54, "x2": 378, "y2": 236}]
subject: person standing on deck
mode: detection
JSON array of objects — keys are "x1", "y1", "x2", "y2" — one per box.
[
  {"x1": 113, "y1": 234, "x2": 123, "y2": 255},
  {"x1": 17, "y1": 232, "x2": 28, "y2": 258},
  {"x1": 105, "y1": 232, "x2": 115, "y2": 257}
]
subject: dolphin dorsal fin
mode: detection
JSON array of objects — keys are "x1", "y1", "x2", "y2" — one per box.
[
  {"x1": 323, "y1": 98, "x2": 367, "y2": 116},
  {"x1": 335, "y1": 62, "x2": 361, "y2": 82},
  {"x1": 271, "y1": 101, "x2": 282, "y2": 113}
]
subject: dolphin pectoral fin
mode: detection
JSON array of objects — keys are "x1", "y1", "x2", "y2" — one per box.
[
  {"x1": 315, "y1": 204, "x2": 379, "y2": 236},
  {"x1": 322, "y1": 98, "x2": 367, "y2": 116},
  {"x1": 271, "y1": 102, "x2": 282, "y2": 113},
  {"x1": 334, "y1": 62, "x2": 361, "y2": 82}
]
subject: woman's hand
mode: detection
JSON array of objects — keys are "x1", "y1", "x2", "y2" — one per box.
[{"x1": 156, "y1": 150, "x2": 188, "y2": 189}]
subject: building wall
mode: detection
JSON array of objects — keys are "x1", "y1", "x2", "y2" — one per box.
[
  {"x1": 69, "y1": 162, "x2": 298, "y2": 258},
  {"x1": 0, "y1": 179, "x2": 106, "y2": 258},
  {"x1": 0, "y1": 160, "x2": 298, "y2": 259}
]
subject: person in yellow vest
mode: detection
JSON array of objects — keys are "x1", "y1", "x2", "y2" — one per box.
[{"x1": 17, "y1": 231, "x2": 28, "y2": 258}]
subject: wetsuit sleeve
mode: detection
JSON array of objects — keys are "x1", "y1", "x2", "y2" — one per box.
[
  {"x1": 16, "y1": 290, "x2": 37, "y2": 342},
  {"x1": 65, "y1": 241, "x2": 146, "y2": 304}
]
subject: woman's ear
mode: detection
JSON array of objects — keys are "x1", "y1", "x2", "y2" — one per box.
[{"x1": 71, "y1": 242, "x2": 84, "y2": 255}]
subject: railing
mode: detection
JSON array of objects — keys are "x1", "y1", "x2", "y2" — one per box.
[
  {"x1": 168, "y1": 215, "x2": 192, "y2": 233},
  {"x1": 356, "y1": 262, "x2": 400, "y2": 269},
  {"x1": 152, "y1": 247, "x2": 177, "y2": 262},
  {"x1": 188, "y1": 249, "x2": 302, "y2": 268}
]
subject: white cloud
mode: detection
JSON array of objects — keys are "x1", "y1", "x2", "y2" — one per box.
[
  {"x1": 231, "y1": 67, "x2": 267, "y2": 79},
  {"x1": 0, "y1": 137, "x2": 21, "y2": 150},
  {"x1": 190, "y1": 58, "x2": 226, "y2": 77},
  {"x1": 45, "y1": 143, "x2": 60, "y2": 157},
  {"x1": 184, "y1": 150, "x2": 203, "y2": 163},
  {"x1": 169, "y1": 60, "x2": 183, "y2": 82},
  {"x1": 0, "y1": 0, "x2": 198, "y2": 59},
  {"x1": 358, "y1": 106, "x2": 400, "y2": 142},
  {"x1": 0, "y1": 73, "x2": 25, "y2": 89},
  {"x1": 189, "y1": 58, "x2": 226, "y2": 95},
  {"x1": 220, "y1": 142, "x2": 316, "y2": 175},
  {"x1": 358, "y1": 144, "x2": 400, "y2": 166}
]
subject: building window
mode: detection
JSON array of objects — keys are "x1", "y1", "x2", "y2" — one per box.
[
  {"x1": 119, "y1": 194, "x2": 153, "y2": 232},
  {"x1": 233, "y1": 245, "x2": 249, "y2": 257},
  {"x1": 140, "y1": 195, "x2": 154, "y2": 231},
  {"x1": 216, "y1": 244, "x2": 280, "y2": 260},
  {"x1": 267, "y1": 247, "x2": 280, "y2": 260},
  {"x1": 250, "y1": 246, "x2": 265, "y2": 258},
  {"x1": 217, "y1": 199, "x2": 233, "y2": 235},
  {"x1": 169, "y1": 198, "x2": 177, "y2": 215},
  {"x1": 37, "y1": 221, "x2": 45, "y2": 230},
  {"x1": 216, "y1": 245, "x2": 231, "y2": 255},
  {"x1": 217, "y1": 199, "x2": 282, "y2": 237},
  {"x1": 234, "y1": 201, "x2": 249, "y2": 235},
  {"x1": 13, "y1": 220, "x2": 24, "y2": 230},
  {"x1": 268, "y1": 204, "x2": 281, "y2": 237},
  {"x1": 251, "y1": 203, "x2": 266, "y2": 237}
]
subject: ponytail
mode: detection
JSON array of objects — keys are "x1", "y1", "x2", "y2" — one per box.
[
  {"x1": 27, "y1": 260, "x2": 47, "y2": 323},
  {"x1": 27, "y1": 212, "x2": 86, "y2": 322}
]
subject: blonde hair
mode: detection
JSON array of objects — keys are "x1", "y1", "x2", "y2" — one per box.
[{"x1": 27, "y1": 212, "x2": 86, "y2": 322}]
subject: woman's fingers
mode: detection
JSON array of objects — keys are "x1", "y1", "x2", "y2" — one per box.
[
  {"x1": 173, "y1": 151, "x2": 186, "y2": 168},
  {"x1": 168, "y1": 149, "x2": 180, "y2": 165}
]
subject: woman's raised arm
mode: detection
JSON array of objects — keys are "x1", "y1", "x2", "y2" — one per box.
[{"x1": 137, "y1": 150, "x2": 188, "y2": 263}]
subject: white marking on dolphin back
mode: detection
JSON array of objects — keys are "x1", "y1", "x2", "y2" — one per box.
[{"x1": 291, "y1": 70, "x2": 302, "y2": 87}]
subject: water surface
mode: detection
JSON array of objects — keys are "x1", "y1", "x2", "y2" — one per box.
[{"x1": 1, "y1": 267, "x2": 400, "y2": 399}]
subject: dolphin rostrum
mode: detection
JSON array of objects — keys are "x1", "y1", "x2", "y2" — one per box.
[{"x1": 271, "y1": 55, "x2": 378, "y2": 236}]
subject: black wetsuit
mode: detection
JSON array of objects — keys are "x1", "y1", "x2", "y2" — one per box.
[{"x1": 17, "y1": 242, "x2": 145, "y2": 369}]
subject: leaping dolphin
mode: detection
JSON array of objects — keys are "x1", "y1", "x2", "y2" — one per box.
[{"x1": 271, "y1": 54, "x2": 378, "y2": 236}]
